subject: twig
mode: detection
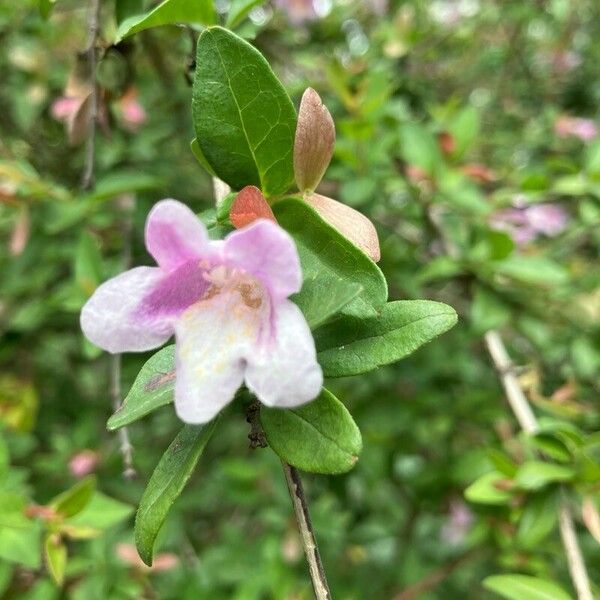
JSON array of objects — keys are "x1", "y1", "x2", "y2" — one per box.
[
  {"x1": 109, "y1": 195, "x2": 137, "y2": 480},
  {"x1": 81, "y1": 0, "x2": 100, "y2": 190},
  {"x1": 209, "y1": 177, "x2": 331, "y2": 597},
  {"x1": 282, "y1": 463, "x2": 332, "y2": 600},
  {"x1": 109, "y1": 352, "x2": 136, "y2": 479},
  {"x1": 484, "y1": 329, "x2": 593, "y2": 600}
]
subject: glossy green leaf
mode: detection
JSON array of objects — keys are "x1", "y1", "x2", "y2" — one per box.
[
  {"x1": 116, "y1": 0, "x2": 216, "y2": 42},
  {"x1": 274, "y1": 198, "x2": 387, "y2": 319},
  {"x1": 514, "y1": 461, "x2": 575, "y2": 490},
  {"x1": 226, "y1": 0, "x2": 265, "y2": 28},
  {"x1": 464, "y1": 471, "x2": 512, "y2": 505},
  {"x1": 108, "y1": 345, "x2": 175, "y2": 430},
  {"x1": 50, "y1": 476, "x2": 95, "y2": 519},
  {"x1": 192, "y1": 27, "x2": 296, "y2": 196},
  {"x1": 295, "y1": 280, "x2": 363, "y2": 329},
  {"x1": 261, "y1": 389, "x2": 362, "y2": 474},
  {"x1": 190, "y1": 138, "x2": 217, "y2": 176},
  {"x1": 314, "y1": 300, "x2": 457, "y2": 377},
  {"x1": 135, "y1": 420, "x2": 218, "y2": 565},
  {"x1": 483, "y1": 575, "x2": 573, "y2": 600},
  {"x1": 44, "y1": 535, "x2": 67, "y2": 586}
]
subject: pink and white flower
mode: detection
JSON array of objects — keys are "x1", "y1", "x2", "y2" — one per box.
[{"x1": 81, "y1": 200, "x2": 322, "y2": 424}]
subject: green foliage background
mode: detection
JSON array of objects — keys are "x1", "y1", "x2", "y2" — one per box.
[{"x1": 1, "y1": 0, "x2": 599, "y2": 598}]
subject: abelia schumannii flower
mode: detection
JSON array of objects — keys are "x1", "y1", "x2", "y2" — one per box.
[{"x1": 81, "y1": 200, "x2": 323, "y2": 423}]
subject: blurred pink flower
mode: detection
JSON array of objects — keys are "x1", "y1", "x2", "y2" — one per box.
[
  {"x1": 441, "y1": 500, "x2": 473, "y2": 546},
  {"x1": 490, "y1": 202, "x2": 568, "y2": 245},
  {"x1": 119, "y1": 88, "x2": 147, "y2": 130},
  {"x1": 276, "y1": 0, "x2": 317, "y2": 24},
  {"x1": 117, "y1": 543, "x2": 179, "y2": 572},
  {"x1": 51, "y1": 96, "x2": 80, "y2": 121},
  {"x1": 69, "y1": 450, "x2": 98, "y2": 478},
  {"x1": 554, "y1": 116, "x2": 598, "y2": 142}
]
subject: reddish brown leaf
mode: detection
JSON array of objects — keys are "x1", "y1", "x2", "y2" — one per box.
[{"x1": 230, "y1": 186, "x2": 276, "y2": 229}]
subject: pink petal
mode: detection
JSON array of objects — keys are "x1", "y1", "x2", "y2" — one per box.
[
  {"x1": 145, "y1": 200, "x2": 209, "y2": 270},
  {"x1": 245, "y1": 300, "x2": 322, "y2": 408},
  {"x1": 81, "y1": 267, "x2": 173, "y2": 353},
  {"x1": 223, "y1": 220, "x2": 302, "y2": 301},
  {"x1": 173, "y1": 283, "x2": 268, "y2": 424}
]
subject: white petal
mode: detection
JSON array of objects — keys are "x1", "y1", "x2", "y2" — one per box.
[
  {"x1": 80, "y1": 267, "x2": 173, "y2": 353},
  {"x1": 173, "y1": 282, "x2": 266, "y2": 424},
  {"x1": 245, "y1": 300, "x2": 323, "y2": 408}
]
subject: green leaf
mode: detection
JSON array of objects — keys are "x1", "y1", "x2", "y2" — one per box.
[
  {"x1": 0, "y1": 491, "x2": 31, "y2": 529},
  {"x1": 135, "y1": 420, "x2": 218, "y2": 565},
  {"x1": 464, "y1": 471, "x2": 512, "y2": 505},
  {"x1": 273, "y1": 198, "x2": 387, "y2": 319},
  {"x1": 226, "y1": 0, "x2": 265, "y2": 28},
  {"x1": 261, "y1": 389, "x2": 362, "y2": 474},
  {"x1": 107, "y1": 345, "x2": 175, "y2": 430},
  {"x1": 483, "y1": 575, "x2": 573, "y2": 600},
  {"x1": 494, "y1": 256, "x2": 569, "y2": 287},
  {"x1": 517, "y1": 491, "x2": 558, "y2": 548},
  {"x1": 471, "y1": 285, "x2": 510, "y2": 335},
  {"x1": 67, "y1": 492, "x2": 133, "y2": 530},
  {"x1": 0, "y1": 523, "x2": 42, "y2": 569},
  {"x1": 50, "y1": 476, "x2": 96, "y2": 519},
  {"x1": 294, "y1": 280, "x2": 363, "y2": 329},
  {"x1": 44, "y1": 535, "x2": 67, "y2": 587},
  {"x1": 399, "y1": 122, "x2": 443, "y2": 176},
  {"x1": 192, "y1": 27, "x2": 297, "y2": 196},
  {"x1": 39, "y1": 0, "x2": 55, "y2": 19},
  {"x1": 514, "y1": 461, "x2": 575, "y2": 490},
  {"x1": 314, "y1": 300, "x2": 457, "y2": 378},
  {"x1": 74, "y1": 231, "x2": 103, "y2": 297},
  {"x1": 190, "y1": 138, "x2": 217, "y2": 176},
  {"x1": 116, "y1": 0, "x2": 216, "y2": 41},
  {"x1": 448, "y1": 106, "x2": 479, "y2": 157},
  {"x1": 115, "y1": 0, "x2": 145, "y2": 24}
]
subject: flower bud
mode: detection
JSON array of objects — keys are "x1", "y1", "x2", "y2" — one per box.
[{"x1": 293, "y1": 88, "x2": 335, "y2": 193}]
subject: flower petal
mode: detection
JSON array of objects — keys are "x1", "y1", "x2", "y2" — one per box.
[
  {"x1": 245, "y1": 300, "x2": 322, "y2": 408},
  {"x1": 173, "y1": 285, "x2": 266, "y2": 424},
  {"x1": 224, "y1": 220, "x2": 302, "y2": 300},
  {"x1": 145, "y1": 199, "x2": 209, "y2": 270},
  {"x1": 81, "y1": 267, "x2": 173, "y2": 353}
]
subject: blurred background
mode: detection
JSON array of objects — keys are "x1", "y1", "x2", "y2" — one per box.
[{"x1": 1, "y1": 1, "x2": 599, "y2": 598}]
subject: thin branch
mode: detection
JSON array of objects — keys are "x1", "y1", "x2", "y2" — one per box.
[
  {"x1": 109, "y1": 353, "x2": 136, "y2": 479},
  {"x1": 210, "y1": 178, "x2": 331, "y2": 597},
  {"x1": 109, "y1": 195, "x2": 137, "y2": 480},
  {"x1": 81, "y1": 0, "x2": 100, "y2": 190},
  {"x1": 484, "y1": 329, "x2": 593, "y2": 600},
  {"x1": 282, "y1": 463, "x2": 332, "y2": 600},
  {"x1": 559, "y1": 494, "x2": 595, "y2": 600}
]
